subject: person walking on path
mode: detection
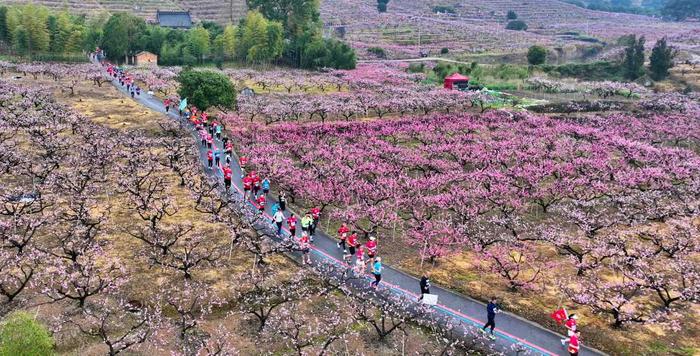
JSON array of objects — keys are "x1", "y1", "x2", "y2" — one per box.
[
  {"x1": 287, "y1": 213, "x2": 297, "y2": 239},
  {"x1": 365, "y1": 236, "x2": 378, "y2": 264},
  {"x1": 278, "y1": 192, "x2": 287, "y2": 211},
  {"x1": 568, "y1": 331, "x2": 581, "y2": 356},
  {"x1": 482, "y1": 297, "x2": 500, "y2": 338},
  {"x1": 301, "y1": 213, "x2": 313, "y2": 239},
  {"x1": 419, "y1": 271, "x2": 431, "y2": 300},
  {"x1": 344, "y1": 231, "x2": 358, "y2": 263},
  {"x1": 337, "y1": 223, "x2": 350, "y2": 252},
  {"x1": 223, "y1": 166, "x2": 232, "y2": 191},
  {"x1": 298, "y1": 232, "x2": 312, "y2": 265},
  {"x1": 370, "y1": 257, "x2": 382, "y2": 288},
  {"x1": 561, "y1": 314, "x2": 578, "y2": 346},
  {"x1": 262, "y1": 178, "x2": 270, "y2": 196},
  {"x1": 273, "y1": 209, "x2": 285, "y2": 236},
  {"x1": 239, "y1": 156, "x2": 248, "y2": 172},
  {"x1": 215, "y1": 122, "x2": 222, "y2": 140}
]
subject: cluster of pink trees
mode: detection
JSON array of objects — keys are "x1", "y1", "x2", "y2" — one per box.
[
  {"x1": 527, "y1": 77, "x2": 648, "y2": 98},
  {"x1": 130, "y1": 67, "x2": 181, "y2": 96},
  {"x1": 235, "y1": 88, "x2": 491, "y2": 124},
  {"x1": 230, "y1": 108, "x2": 700, "y2": 327}
]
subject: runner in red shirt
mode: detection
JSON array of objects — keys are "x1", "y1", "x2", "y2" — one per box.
[
  {"x1": 310, "y1": 207, "x2": 321, "y2": 236},
  {"x1": 298, "y1": 232, "x2": 311, "y2": 265},
  {"x1": 287, "y1": 213, "x2": 297, "y2": 238},
  {"x1": 561, "y1": 314, "x2": 578, "y2": 345},
  {"x1": 567, "y1": 331, "x2": 580, "y2": 356},
  {"x1": 223, "y1": 166, "x2": 233, "y2": 190},
  {"x1": 256, "y1": 194, "x2": 266, "y2": 213},
  {"x1": 365, "y1": 236, "x2": 378, "y2": 264},
  {"x1": 242, "y1": 175, "x2": 253, "y2": 200},
  {"x1": 206, "y1": 149, "x2": 213, "y2": 170},
  {"x1": 251, "y1": 172, "x2": 262, "y2": 197},
  {"x1": 337, "y1": 223, "x2": 350, "y2": 252},
  {"x1": 239, "y1": 156, "x2": 248, "y2": 171},
  {"x1": 225, "y1": 141, "x2": 233, "y2": 155},
  {"x1": 206, "y1": 135, "x2": 213, "y2": 149},
  {"x1": 344, "y1": 232, "x2": 358, "y2": 263}
]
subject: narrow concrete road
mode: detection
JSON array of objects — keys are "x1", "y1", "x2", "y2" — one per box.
[{"x1": 102, "y1": 65, "x2": 605, "y2": 356}]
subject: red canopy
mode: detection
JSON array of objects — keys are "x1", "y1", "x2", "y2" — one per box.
[{"x1": 444, "y1": 73, "x2": 470, "y2": 90}]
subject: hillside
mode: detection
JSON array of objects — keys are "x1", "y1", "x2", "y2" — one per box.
[{"x1": 321, "y1": 0, "x2": 700, "y2": 59}]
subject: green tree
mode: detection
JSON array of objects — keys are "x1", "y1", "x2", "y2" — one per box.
[
  {"x1": 0, "y1": 6, "x2": 8, "y2": 43},
  {"x1": 649, "y1": 37, "x2": 678, "y2": 80},
  {"x1": 140, "y1": 26, "x2": 169, "y2": 55},
  {"x1": 247, "y1": 0, "x2": 320, "y2": 39},
  {"x1": 0, "y1": 311, "x2": 54, "y2": 356},
  {"x1": 527, "y1": 45, "x2": 547, "y2": 65},
  {"x1": 623, "y1": 34, "x2": 645, "y2": 80},
  {"x1": 662, "y1": 0, "x2": 700, "y2": 20},
  {"x1": 378, "y1": 0, "x2": 390, "y2": 12},
  {"x1": 101, "y1": 12, "x2": 146, "y2": 63},
  {"x1": 301, "y1": 37, "x2": 356, "y2": 69},
  {"x1": 186, "y1": 26, "x2": 210, "y2": 63},
  {"x1": 507, "y1": 10, "x2": 518, "y2": 20},
  {"x1": 177, "y1": 70, "x2": 236, "y2": 111},
  {"x1": 221, "y1": 24, "x2": 237, "y2": 59},
  {"x1": 506, "y1": 20, "x2": 528, "y2": 30},
  {"x1": 82, "y1": 11, "x2": 108, "y2": 52},
  {"x1": 7, "y1": 4, "x2": 50, "y2": 55}
]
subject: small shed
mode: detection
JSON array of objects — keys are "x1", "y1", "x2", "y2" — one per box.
[
  {"x1": 444, "y1": 73, "x2": 470, "y2": 90},
  {"x1": 135, "y1": 51, "x2": 158, "y2": 66},
  {"x1": 156, "y1": 10, "x2": 193, "y2": 29}
]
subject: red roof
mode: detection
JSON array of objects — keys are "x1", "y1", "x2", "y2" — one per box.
[{"x1": 445, "y1": 73, "x2": 470, "y2": 81}]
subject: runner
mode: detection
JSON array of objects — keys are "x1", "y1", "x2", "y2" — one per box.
[
  {"x1": 310, "y1": 206, "x2": 321, "y2": 236},
  {"x1": 298, "y1": 232, "x2": 311, "y2": 265},
  {"x1": 561, "y1": 314, "x2": 578, "y2": 346},
  {"x1": 301, "y1": 213, "x2": 313, "y2": 237},
  {"x1": 225, "y1": 153, "x2": 231, "y2": 166},
  {"x1": 225, "y1": 141, "x2": 233, "y2": 155},
  {"x1": 365, "y1": 236, "x2": 378, "y2": 264},
  {"x1": 273, "y1": 208, "x2": 285, "y2": 236},
  {"x1": 214, "y1": 148, "x2": 222, "y2": 167},
  {"x1": 252, "y1": 172, "x2": 261, "y2": 197},
  {"x1": 223, "y1": 166, "x2": 233, "y2": 191},
  {"x1": 256, "y1": 194, "x2": 266, "y2": 214},
  {"x1": 164, "y1": 99, "x2": 170, "y2": 112},
  {"x1": 337, "y1": 223, "x2": 350, "y2": 252},
  {"x1": 568, "y1": 331, "x2": 581, "y2": 356},
  {"x1": 287, "y1": 213, "x2": 297, "y2": 238},
  {"x1": 206, "y1": 134, "x2": 213, "y2": 149},
  {"x1": 278, "y1": 191, "x2": 287, "y2": 211},
  {"x1": 242, "y1": 174, "x2": 253, "y2": 200},
  {"x1": 240, "y1": 156, "x2": 248, "y2": 172},
  {"x1": 262, "y1": 177, "x2": 270, "y2": 196},
  {"x1": 419, "y1": 271, "x2": 431, "y2": 300},
  {"x1": 215, "y1": 122, "x2": 222, "y2": 140},
  {"x1": 481, "y1": 297, "x2": 500, "y2": 338},
  {"x1": 354, "y1": 246, "x2": 366, "y2": 275},
  {"x1": 370, "y1": 257, "x2": 382, "y2": 288},
  {"x1": 344, "y1": 231, "x2": 358, "y2": 263},
  {"x1": 206, "y1": 149, "x2": 213, "y2": 170}
]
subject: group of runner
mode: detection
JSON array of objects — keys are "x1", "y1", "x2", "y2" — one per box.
[{"x1": 105, "y1": 64, "x2": 141, "y2": 98}]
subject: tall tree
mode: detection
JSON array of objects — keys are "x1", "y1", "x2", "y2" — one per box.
[
  {"x1": 246, "y1": 0, "x2": 320, "y2": 38},
  {"x1": 649, "y1": 37, "x2": 678, "y2": 80},
  {"x1": 101, "y1": 12, "x2": 145, "y2": 63},
  {"x1": 186, "y1": 26, "x2": 210, "y2": 63},
  {"x1": 0, "y1": 6, "x2": 8, "y2": 43},
  {"x1": 623, "y1": 35, "x2": 645, "y2": 80},
  {"x1": 7, "y1": 4, "x2": 50, "y2": 55},
  {"x1": 527, "y1": 45, "x2": 547, "y2": 65},
  {"x1": 221, "y1": 24, "x2": 237, "y2": 59}
]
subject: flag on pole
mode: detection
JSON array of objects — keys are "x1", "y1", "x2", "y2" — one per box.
[
  {"x1": 178, "y1": 98, "x2": 188, "y2": 111},
  {"x1": 550, "y1": 308, "x2": 568, "y2": 324}
]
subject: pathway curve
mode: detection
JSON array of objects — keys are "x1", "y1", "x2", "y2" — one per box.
[{"x1": 102, "y1": 66, "x2": 605, "y2": 356}]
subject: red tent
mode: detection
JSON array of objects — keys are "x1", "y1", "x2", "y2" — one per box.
[{"x1": 444, "y1": 73, "x2": 470, "y2": 90}]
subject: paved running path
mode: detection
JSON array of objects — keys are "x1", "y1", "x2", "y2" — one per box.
[{"x1": 102, "y1": 66, "x2": 605, "y2": 356}]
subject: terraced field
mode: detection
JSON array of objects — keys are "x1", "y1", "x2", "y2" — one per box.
[{"x1": 1, "y1": 0, "x2": 247, "y2": 23}]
